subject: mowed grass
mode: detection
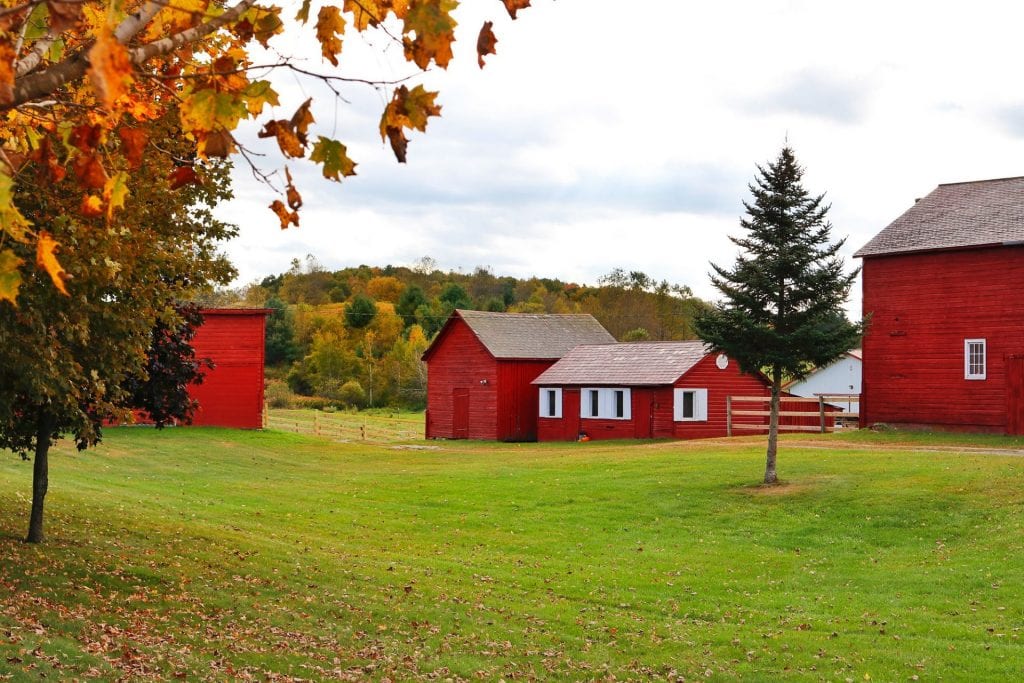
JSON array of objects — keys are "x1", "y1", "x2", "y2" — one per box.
[{"x1": 2, "y1": 429, "x2": 1024, "y2": 680}]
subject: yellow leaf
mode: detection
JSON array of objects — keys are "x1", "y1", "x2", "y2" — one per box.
[
  {"x1": 88, "y1": 28, "x2": 133, "y2": 111},
  {"x1": 0, "y1": 170, "x2": 31, "y2": 242},
  {"x1": 103, "y1": 172, "x2": 130, "y2": 220},
  {"x1": 379, "y1": 85, "x2": 441, "y2": 162},
  {"x1": 36, "y1": 232, "x2": 69, "y2": 295},
  {"x1": 345, "y1": 0, "x2": 407, "y2": 30},
  {"x1": 316, "y1": 5, "x2": 346, "y2": 66},
  {"x1": 0, "y1": 249, "x2": 23, "y2": 305}
]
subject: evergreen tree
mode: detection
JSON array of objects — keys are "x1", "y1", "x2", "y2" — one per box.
[
  {"x1": 695, "y1": 147, "x2": 862, "y2": 485},
  {"x1": 344, "y1": 294, "x2": 377, "y2": 329},
  {"x1": 264, "y1": 297, "x2": 300, "y2": 365}
]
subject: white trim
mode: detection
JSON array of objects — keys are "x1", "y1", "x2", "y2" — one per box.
[
  {"x1": 580, "y1": 387, "x2": 632, "y2": 420},
  {"x1": 964, "y1": 338, "x2": 987, "y2": 380},
  {"x1": 539, "y1": 387, "x2": 563, "y2": 418},
  {"x1": 674, "y1": 388, "x2": 708, "y2": 422}
]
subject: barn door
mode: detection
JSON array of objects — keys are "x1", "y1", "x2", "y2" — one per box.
[
  {"x1": 453, "y1": 388, "x2": 470, "y2": 439},
  {"x1": 634, "y1": 390, "x2": 653, "y2": 438},
  {"x1": 1007, "y1": 356, "x2": 1024, "y2": 436}
]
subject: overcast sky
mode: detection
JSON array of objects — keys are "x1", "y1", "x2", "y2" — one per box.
[{"x1": 217, "y1": 0, "x2": 1024, "y2": 316}]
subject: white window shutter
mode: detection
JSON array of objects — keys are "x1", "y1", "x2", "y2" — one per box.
[{"x1": 695, "y1": 389, "x2": 708, "y2": 421}]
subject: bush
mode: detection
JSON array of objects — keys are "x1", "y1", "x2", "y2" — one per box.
[{"x1": 265, "y1": 379, "x2": 294, "y2": 409}]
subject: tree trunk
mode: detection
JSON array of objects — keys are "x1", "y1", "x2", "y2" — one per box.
[
  {"x1": 764, "y1": 366, "x2": 781, "y2": 485},
  {"x1": 26, "y1": 410, "x2": 54, "y2": 544}
]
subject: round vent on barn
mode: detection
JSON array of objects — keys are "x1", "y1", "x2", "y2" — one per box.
[{"x1": 715, "y1": 354, "x2": 729, "y2": 370}]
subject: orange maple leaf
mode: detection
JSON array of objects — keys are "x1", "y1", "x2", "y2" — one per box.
[
  {"x1": 501, "y1": 0, "x2": 531, "y2": 19},
  {"x1": 0, "y1": 41, "x2": 14, "y2": 106},
  {"x1": 117, "y1": 127, "x2": 148, "y2": 169},
  {"x1": 73, "y1": 154, "x2": 109, "y2": 190},
  {"x1": 269, "y1": 200, "x2": 299, "y2": 229},
  {"x1": 88, "y1": 29, "x2": 134, "y2": 111},
  {"x1": 258, "y1": 120, "x2": 304, "y2": 158},
  {"x1": 80, "y1": 195, "x2": 104, "y2": 218},
  {"x1": 168, "y1": 166, "x2": 201, "y2": 190},
  {"x1": 403, "y1": 0, "x2": 457, "y2": 70},
  {"x1": 285, "y1": 167, "x2": 302, "y2": 211},
  {"x1": 380, "y1": 85, "x2": 441, "y2": 163},
  {"x1": 316, "y1": 6, "x2": 346, "y2": 66},
  {"x1": 476, "y1": 21, "x2": 497, "y2": 69},
  {"x1": 47, "y1": 0, "x2": 84, "y2": 33},
  {"x1": 36, "y1": 232, "x2": 69, "y2": 295}
]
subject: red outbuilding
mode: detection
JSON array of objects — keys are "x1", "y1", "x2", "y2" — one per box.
[
  {"x1": 855, "y1": 177, "x2": 1024, "y2": 434},
  {"x1": 422, "y1": 310, "x2": 616, "y2": 441},
  {"x1": 532, "y1": 341, "x2": 771, "y2": 441},
  {"x1": 187, "y1": 308, "x2": 270, "y2": 429}
]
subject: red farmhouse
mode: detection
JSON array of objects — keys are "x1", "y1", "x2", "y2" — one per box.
[
  {"x1": 532, "y1": 341, "x2": 771, "y2": 441},
  {"x1": 422, "y1": 310, "x2": 615, "y2": 441},
  {"x1": 855, "y1": 177, "x2": 1024, "y2": 434},
  {"x1": 187, "y1": 308, "x2": 269, "y2": 429}
]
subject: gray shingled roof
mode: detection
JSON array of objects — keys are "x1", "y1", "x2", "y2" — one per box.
[
  {"x1": 855, "y1": 176, "x2": 1024, "y2": 258},
  {"x1": 532, "y1": 341, "x2": 709, "y2": 386},
  {"x1": 455, "y1": 310, "x2": 615, "y2": 359}
]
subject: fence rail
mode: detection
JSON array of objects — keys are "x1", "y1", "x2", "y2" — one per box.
[
  {"x1": 265, "y1": 408, "x2": 423, "y2": 443},
  {"x1": 726, "y1": 394, "x2": 860, "y2": 436}
]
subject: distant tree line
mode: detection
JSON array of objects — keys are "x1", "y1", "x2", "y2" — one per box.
[{"x1": 206, "y1": 256, "x2": 712, "y2": 410}]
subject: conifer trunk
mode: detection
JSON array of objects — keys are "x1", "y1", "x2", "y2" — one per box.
[
  {"x1": 764, "y1": 367, "x2": 781, "y2": 485},
  {"x1": 26, "y1": 410, "x2": 54, "y2": 544}
]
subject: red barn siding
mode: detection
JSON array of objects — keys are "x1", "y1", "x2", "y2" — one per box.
[
  {"x1": 536, "y1": 355, "x2": 771, "y2": 441},
  {"x1": 189, "y1": 309, "x2": 268, "y2": 429},
  {"x1": 862, "y1": 245, "x2": 1024, "y2": 432},
  {"x1": 424, "y1": 319, "x2": 498, "y2": 440},
  {"x1": 497, "y1": 361, "x2": 552, "y2": 441}
]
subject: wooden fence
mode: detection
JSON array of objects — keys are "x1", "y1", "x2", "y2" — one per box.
[
  {"x1": 265, "y1": 408, "x2": 423, "y2": 443},
  {"x1": 726, "y1": 394, "x2": 860, "y2": 436}
]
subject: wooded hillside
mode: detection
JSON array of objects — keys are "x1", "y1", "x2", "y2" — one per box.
[{"x1": 206, "y1": 256, "x2": 711, "y2": 410}]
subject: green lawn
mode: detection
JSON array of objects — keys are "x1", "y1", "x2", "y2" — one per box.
[{"x1": 2, "y1": 428, "x2": 1024, "y2": 680}]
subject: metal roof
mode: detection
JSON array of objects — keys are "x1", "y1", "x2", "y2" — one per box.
[
  {"x1": 854, "y1": 176, "x2": 1024, "y2": 258},
  {"x1": 453, "y1": 309, "x2": 616, "y2": 359},
  {"x1": 532, "y1": 341, "x2": 709, "y2": 386}
]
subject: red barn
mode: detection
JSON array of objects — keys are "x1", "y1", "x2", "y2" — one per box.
[
  {"x1": 188, "y1": 308, "x2": 269, "y2": 429},
  {"x1": 422, "y1": 310, "x2": 616, "y2": 441},
  {"x1": 532, "y1": 341, "x2": 772, "y2": 441},
  {"x1": 855, "y1": 177, "x2": 1024, "y2": 434}
]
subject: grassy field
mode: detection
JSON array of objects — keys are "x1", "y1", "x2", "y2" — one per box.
[{"x1": 2, "y1": 428, "x2": 1024, "y2": 681}]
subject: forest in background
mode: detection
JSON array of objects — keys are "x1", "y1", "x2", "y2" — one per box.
[{"x1": 205, "y1": 256, "x2": 713, "y2": 411}]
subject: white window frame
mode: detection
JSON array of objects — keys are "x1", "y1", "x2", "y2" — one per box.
[
  {"x1": 674, "y1": 388, "x2": 708, "y2": 422},
  {"x1": 580, "y1": 388, "x2": 631, "y2": 420},
  {"x1": 964, "y1": 339, "x2": 987, "y2": 380},
  {"x1": 539, "y1": 388, "x2": 563, "y2": 418}
]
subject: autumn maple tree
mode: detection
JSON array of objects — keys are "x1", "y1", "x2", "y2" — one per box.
[{"x1": 0, "y1": 0, "x2": 536, "y2": 305}]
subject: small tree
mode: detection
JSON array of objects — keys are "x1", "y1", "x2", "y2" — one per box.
[
  {"x1": 695, "y1": 147, "x2": 862, "y2": 485},
  {"x1": 345, "y1": 294, "x2": 377, "y2": 329}
]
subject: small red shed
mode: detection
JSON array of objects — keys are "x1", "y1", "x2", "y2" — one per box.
[
  {"x1": 188, "y1": 308, "x2": 270, "y2": 429},
  {"x1": 422, "y1": 310, "x2": 616, "y2": 441},
  {"x1": 855, "y1": 177, "x2": 1024, "y2": 434},
  {"x1": 532, "y1": 341, "x2": 771, "y2": 441}
]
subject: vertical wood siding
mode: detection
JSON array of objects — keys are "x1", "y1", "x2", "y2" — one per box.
[
  {"x1": 536, "y1": 355, "x2": 770, "y2": 441},
  {"x1": 497, "y1": 361, "x2": 553, "y2": 441},
  {"x1": 424, "y1": 319, "x2": 498, "y2": 439},
  {"x1": 862, "y1": 245, "x2": 1024, "y2": 432},
  {"x1": 189, "y1": 311, "x2": 267, "y2": 429}
]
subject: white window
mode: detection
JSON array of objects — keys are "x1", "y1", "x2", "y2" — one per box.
[
  {"x1": 965, "y1": 339, "x2": 986, "y2": 380},
  {"x1": 539, "y1": 388, "x2": 563, "y2": 418},
  {"x1": 580, "y1": 388, "x2": 631, "y2": 420},
  {"x1": 674, "y1": 388, "x2": 708, "y2": 422}
]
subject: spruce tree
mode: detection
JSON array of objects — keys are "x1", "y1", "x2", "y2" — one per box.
[{"x1": 695, "y1": 147, "x2": 862, "y2": 484}]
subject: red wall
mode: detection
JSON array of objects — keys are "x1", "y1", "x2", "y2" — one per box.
[
  {"x1": 861, "y1": 245, "x2": 1024, "y2": 432},
  {"x1": 536, "y1": 355, "x2": 770, "y2": 441},
  {"x1": 189, "y1": 309, "x2": 268, "y2": 429},
  {"x1": 424, "y1": 319, "x2": 556, "y2": 441},
  {"x1": 424, "y1": 319, "x2": 498, "y2": 439}
]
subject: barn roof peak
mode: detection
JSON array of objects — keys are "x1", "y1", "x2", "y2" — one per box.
[
  {"x1": 855, "y1": 176, "x2": 1024, "y2": 258},
  {"x1": 423, "y1": 309, "x2": 616, "y2": 361}
]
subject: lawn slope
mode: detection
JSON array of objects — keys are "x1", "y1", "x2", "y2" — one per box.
[{"x1": 2, "y1": 428, "x2": 1024, "y2": 680}]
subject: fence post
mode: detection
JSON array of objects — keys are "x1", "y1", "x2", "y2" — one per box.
[
  {"x1": 360, "y1": 418, "x2": 367, "y2": 440},
  {"x1": 726, "y1": 396, "x2": 733, "y2": 437},
  {"x1": 314, "y1": 411, "x2": 321, "y2": 436},
  {"x1": 819, "y1": 396, "x2": 826, "y2": 433},
  {"x1": 262, "y1": 401, "x2": 268, "y2": 429}
]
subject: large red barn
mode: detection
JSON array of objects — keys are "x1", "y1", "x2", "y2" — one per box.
[
  {"x1": 422, "y1": 310, "x2": 616, "y2": 441},
  {"x1": 855, "y1": 177, "x2": 1024, "y2": 434},
  {"x1": 532, "y1": 341, "x2": 772, "y2": 441},
  {"x1": 187, "y1": 308, "x2": 269, "y2": 429}
]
